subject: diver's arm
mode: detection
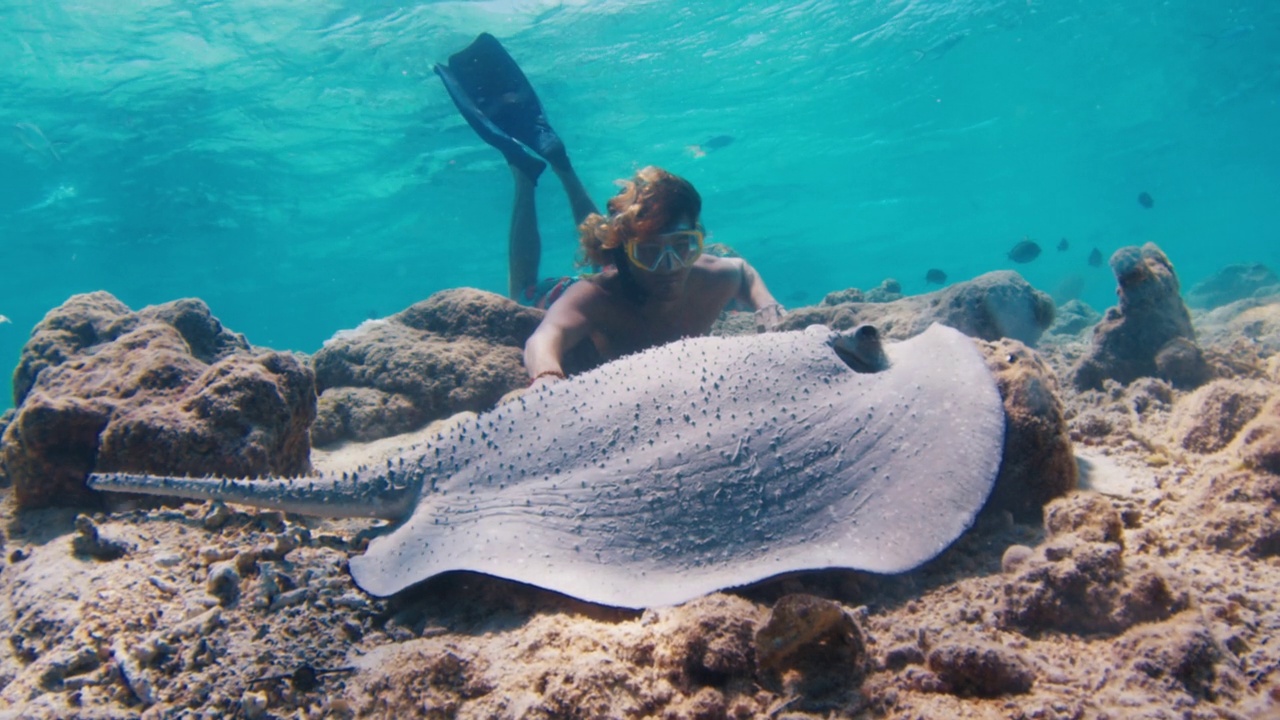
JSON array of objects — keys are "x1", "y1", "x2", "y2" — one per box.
[
  {"x1": 523, "y1": 284, "x2": 594, "y2": 384},
  {"x1": 735, "y1": 259, "x2": 779, "y2": 310},
  {"x1": 732, "y1": 259, "x2": 785, "y2": 331}
]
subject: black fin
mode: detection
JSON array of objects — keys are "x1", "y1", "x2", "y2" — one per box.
[{"x1": 435, "y1": 33, "x2": 570, "y2": 177}]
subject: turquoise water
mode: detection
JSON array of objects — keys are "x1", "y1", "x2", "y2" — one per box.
[{"x1": 2, "y1": 0, "x2": 1277, "y2": 413}]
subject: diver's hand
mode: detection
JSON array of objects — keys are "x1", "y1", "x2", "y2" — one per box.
[
  {"x1": 528, "y1": 369, "x2": 567, "y2": 389},
  {"x1": 754, "y1": 303, "x2": 785, "y2": 333}
]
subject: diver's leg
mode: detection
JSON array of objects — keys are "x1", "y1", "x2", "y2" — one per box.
[
  {"x1": 550, "y1": 160, "x2": 599, "y2": 226},
  {"x1": 508, "y1": 165, "x2": 541, "y2": 300}
]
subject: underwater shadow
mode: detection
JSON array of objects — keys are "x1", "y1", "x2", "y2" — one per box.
[
  {"x1": 730, "y1": 508, "x2": 1047, "y2": 612},
  {"x1": 379, "y1": 570, "x2": 643, "y2": 637}
]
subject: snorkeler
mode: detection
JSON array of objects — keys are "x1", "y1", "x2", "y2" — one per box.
[{"x1": 436, "y1": 33, "x2": 784, "y2": 385}]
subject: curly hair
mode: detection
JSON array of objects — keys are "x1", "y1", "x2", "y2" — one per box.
[{"x1": 577, "y1": 166, "x2": 702, "y2": 269}]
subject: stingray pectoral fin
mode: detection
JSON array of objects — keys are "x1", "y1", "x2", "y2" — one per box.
[{"x1": 348, "y1": 322, "x2": 1004, "y2": 608}]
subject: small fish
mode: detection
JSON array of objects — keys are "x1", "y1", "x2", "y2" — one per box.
[
  {"x1": 686, "y1": 135, "x2": 735, "y2": 159},
  {"x1": 0, "y1": 314, "x2": 11, "y2": 325},
  {"x1": 703, "y1": 135, "x2": 735, "y2": 151},
  {"x1": 1138, "y1": 191, "x2": 1154, "y2": 209},
  {"x1": 913, "y1": 31, "x2": 968, "y2": 62},
  {"x1": 1057, "y1": 238, "x2": 1069, "y2": 252},
  {"x1": 1007, "y1": 238, "x2": 1041, "y2": 264},
  {"x1": 1088, "y1": 247, "x2": 1103, "y2": 267},
  {"x1": 924, "y1": 268, "x2": 947, "y2": 285},
  {"x1": 1200, "y1": 24, "x2": 1254, "y2": 44}
]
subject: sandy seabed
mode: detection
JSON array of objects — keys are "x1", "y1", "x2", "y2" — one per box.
[{"x1": 1, "y1": 308, "x2": 1279, "y2": 719}]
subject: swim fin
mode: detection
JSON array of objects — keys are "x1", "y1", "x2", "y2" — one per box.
[{"x1": 434, "y1": 33, "x2": 570, "y2": 181}]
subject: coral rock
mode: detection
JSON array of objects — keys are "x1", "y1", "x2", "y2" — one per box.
[
  {"x1": 863, "y1": 278, "x2": 903, "y2": 304},
  {"x1": 398, "y1": 287, "x2": 542, "y2": 345},
  {"x1": 71, "y1": 515, "x2": 132, "y2": 561},
  {"x1": 682, "y1": 686, "x2": 728, "y2": 720},
  {"x1": 1, "y1": 293, "x2": 313, "y2": 509},
  {"x1": 1173, "y1": 379, "x2": 1270, "y2": 454},
  {"x1": 926, "y1": 271, "x2": 1055, "y2": 345},
  {"x1": 1186, "y1": 263, "x2": 1280, "y2": 310},
  {"x1": 311, "y1": 324, "x2": 528, "y2": 446},
  {"x1": 1116, "y1": 618, "x2": 1241, "y2": 702},
  {"x1": 1194, "y1": 297, "x2": 1280, "y2": 359},
  {"x1": 754, "y1": 594, "x2": 867, "y2": 708},
  {"x1": 206, "y1": 561, "x2": 242, "y2": 607},
  {"x1": 352, "y1": 644, "x2": 492, "y2": 717},
  {"x1": 310, "y1": 386, "x2": 418, "y2": 445},
  {"x1": 1001, "y1": 545, "x2": 1035, "y2": 574},
  {"x1": 785, "y1": 271, "x2": 1054, "y2": 346},
  {"x1": 658, "y1": 595, "x2": 760, "y2": 689},
  {"x1": 1153, "y1": 337, "x2": 1212, "y2": 389},
  {"x1": 1044, "y1": 492, "x2": 1124, "y2": 546},
  {"x1": 1072, "y1": 243, "x2": 1209, "y2": 391},
  {"x1": 978, "y1": 339, "x2": 1077, "y2": 519},
  {"x1": 998, "y1": 494, "x2": 1185, "y2": 635},
  {"x1": 1236, "y1": 396, "x2": 1280, "y2": 475},
  {"x1": 12, "y1": 291, "x2": 137, "y2": 405},
  {"x1": 821, "y1": 288, "x2": 865, "y2": 306},
  {"x1": 311, "y1": 289, "x2": 598, "y2": 446},
  {"x1": 99, "y1": 350, "x2": 314, "y2": 477},
  {"x1": 1046, "y1": 298, "x2": 1101, "y2": 337},
  {"x1": 925, "y1": 641, "x2": 1035, "y2": 697},
  {"x1": 755, "y1": 595, "x2": 859, "y2": 669}
]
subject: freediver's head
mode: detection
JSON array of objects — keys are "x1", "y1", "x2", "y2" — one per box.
[{"x1": 577, "y1": 166, "x2": 702, "y2": 272}]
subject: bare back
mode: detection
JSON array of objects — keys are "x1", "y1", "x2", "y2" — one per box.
[{"x1": 550, "y1": 255, "x2": 747, "y2": 362}]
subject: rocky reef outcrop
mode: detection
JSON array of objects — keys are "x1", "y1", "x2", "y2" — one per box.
[
  {"x1": 821, "y1": 277, "x2": 904, "y2": 305},
  {"x1": 997, "y1": 493, "x2": 1186, "y2": 636},
  {"x1": 1186, "y1": 263, "x2": 1280, "y2": 310},
  {"x1": 0, "y1": 292, "x2": 315, "y2": 509},
  {"x1": 787, "y1": 271, "x2": 1055, "y2": 346},
  {"x1": 310, "y1": 289, "x2": 598, "y2": 447},
  {"x1": 1045, "y1": 298, "x2": 1102, "y2": 338},
  {"x1": 6, "y1": 252, "x2": 1280, "y2": 718},
  {"x1": 1172, "y1": 379, "x2": 1271, "y2": 455},
  {"x1": 1235, "y1": 395, "x2": 1280, "y2": 476},
  {"x1": 1193, "y1": 296, "x2": 1280, "y2": 361},
  {"x1": 1071, "y1": 243, "x2": 1211, "y2": 391},
  {"x1": 979, "y1": 339, "x2": 1077, "y2": 520},
  {"x1": 315, "y1": 277, "x2": 1058, "y2": 445}
]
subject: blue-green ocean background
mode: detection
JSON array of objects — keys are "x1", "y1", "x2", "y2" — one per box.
[{"x1": 2, "y1": 0, "x2": 1277, "y2": 413}]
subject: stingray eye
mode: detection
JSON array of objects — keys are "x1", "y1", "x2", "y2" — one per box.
[{"x1": 831, "y1": 325, "x2": 889, "y2": 374}]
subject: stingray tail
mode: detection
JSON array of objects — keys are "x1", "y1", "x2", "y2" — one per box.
[{"x1": 88, "y1": 468, "x2": 422, "y2": 521}]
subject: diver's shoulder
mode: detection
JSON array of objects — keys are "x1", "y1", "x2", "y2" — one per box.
[
  {"x1": 695, "y1": 254, "x2": 743, "y2": 268},
  {"x1": 574, "y1": 268, "x2": 630, "y2": 304},
  {"x1": 555, "y1": 273, "x2": 609, "y2": 304},
  {"x1": 693, "y1": 254, "x2": 746, "y2": 277},
  {"x1": 581, "y1": 267, "x2": 620, "y2": 290}
]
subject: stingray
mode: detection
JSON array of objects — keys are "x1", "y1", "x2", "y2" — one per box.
[{"x1": 90, "y1": 323, "x2": 1005, "y2": 608}]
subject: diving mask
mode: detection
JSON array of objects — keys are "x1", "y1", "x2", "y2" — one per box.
[{"x1": 624, "y1": 225, "x2": 705, "y2": 274}]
